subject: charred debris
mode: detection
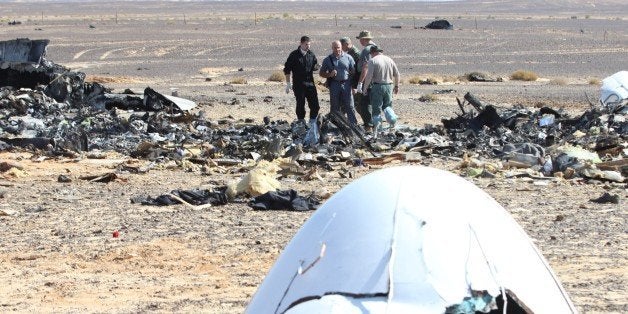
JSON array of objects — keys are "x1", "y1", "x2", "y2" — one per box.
[{"x1": 1, "y1": 39, "x2": 626, "y2": 194}]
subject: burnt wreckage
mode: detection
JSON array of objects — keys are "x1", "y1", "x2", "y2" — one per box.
[
  {"x1": 0, "y1": 38, "x2": 626, "y2": 182},
  {"x1": 0, "y1": 38, "x2": 198, "y2": 154}
]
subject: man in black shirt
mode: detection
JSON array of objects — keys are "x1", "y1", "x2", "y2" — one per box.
[{"x1": 284, "y1": 36, "x2": 320, "y2": 124}]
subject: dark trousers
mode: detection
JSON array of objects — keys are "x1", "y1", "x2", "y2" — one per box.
[
  {"x1": 293, "y1": 82, "x2": 319, "y2": 120},
  {"x1": 355, "y1": 89, "x2": 373, "y2": 127}
]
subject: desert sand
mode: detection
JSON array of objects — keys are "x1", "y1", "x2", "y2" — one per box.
[{"x1": 0, "y1": 1, "x2": 626, "y2": 313}]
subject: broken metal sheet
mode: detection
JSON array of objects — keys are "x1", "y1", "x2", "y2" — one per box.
[
  {"x1": 163, "y1": 94, "x2": 196, "y2": 111},
  {"x1": 579, "y1": 167, "x2": 625, "y2": 183},
  {"x1": 99, "y1": 88, "x2": 196, "y2": 112},
  {"x1": 600, "y1": 71, "x2": 628, "y2": 107},
  {"x1": 0, "y1": 38, "x2": 49, "y2": 64},
  {"x1": 247, "y1": 167, "x2": 576, "y2": 313},
  {"x1": 554, "y1": 145, "x2": 602, "y2": 164},
  {"x1": 0, "y1": 38, "x2": 75, "y2": 91},
  {"x1": 144, "y1": 87, "x2": 196, "y2": 112},
  {"x1": 90, "y1": 87, "x2": 196, "y2": 113},
  {"x1": 596, "y1": 159, "x2": 628, "y2": 174}
]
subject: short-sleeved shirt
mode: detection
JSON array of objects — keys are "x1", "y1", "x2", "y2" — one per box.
[
  {"x1": 363, "y1": 54, "x2": 400, "y2": 88},
  {"x1": 357, "y1": 41, "x2": 376, "y2": 73},
  {"x1": 320, "y1": 52, "x2": 355, "y2": 82}
]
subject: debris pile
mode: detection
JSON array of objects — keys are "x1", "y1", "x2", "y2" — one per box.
[
  {"x1": 1, "y1": 38, "x2": 625, "y2": 211},
  {"x1": 443, "y1": 92, "x2": 626, "y2": 182},
  {"x1": 0, "y1": 39, "x2": 200, "y2": 155}
]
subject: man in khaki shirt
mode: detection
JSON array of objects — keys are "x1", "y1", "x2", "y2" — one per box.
[{"x1": 361, "y1": 45, "x2": 399, "y2": 137}]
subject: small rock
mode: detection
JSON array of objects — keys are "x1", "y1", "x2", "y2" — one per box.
[
  {"x1": 563, "y1": 167, "x2": 575, "y2": 179},
  {"x1": 590, "y1": 192, "x2": 619, "y2": 204},
  {"x1": 0, "y1": 161, "x2": 23, "y2": 172},
  {"x1": 0, "y1": 209, "x2": 18, "y2": 216},
  {"x1": 58, "y1": 174, "x2": 72, "y2": 183}
]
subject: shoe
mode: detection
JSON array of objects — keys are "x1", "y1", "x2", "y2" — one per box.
[
  {"x1": 384, "y1": 107, "x2": 398, "y2": 130},
  {"x1": 373, "y1": 121, "x2": 381, "y2": 138}
]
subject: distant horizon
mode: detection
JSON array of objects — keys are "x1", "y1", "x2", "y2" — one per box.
[
  {"x1": 0, "y1": 0, "x2": 462, "y2": 1},
  {"x1": 0, "y1": 0, "x2": 463, "y2": 2}
]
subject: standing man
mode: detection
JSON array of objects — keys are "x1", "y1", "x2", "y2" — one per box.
[
  {"x1": 340, "y1": 37, "x2": 360, "y2": 119},
  {"x1": 362, "y1": 45, "x2": 400, "y2": 138},
  {"x1": 355, "y1": 30, "x2": 377, "y2": 132},
  {"x1": 284, "y1": 36, "x2": 320, "y2": 128},
  {"x1": 340, "y1": 37, "x2": 360, "y2": 87},
  {"x1": 319, "y1": 40, "x2": 358, "y2": 125}
]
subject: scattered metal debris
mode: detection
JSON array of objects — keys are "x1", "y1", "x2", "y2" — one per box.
[{"x1": 1, "y1": 38, "x2": 625, "y2": 211}]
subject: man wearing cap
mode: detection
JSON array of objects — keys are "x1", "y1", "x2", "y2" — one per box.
[
  {"x1": 320, "y1": 40, "x2": 358, "y2": 125},
  {"x1": 362, "y1": 45, "x2": 400, "y2": 137},
  {"x1": 355, "y1": 30, "x2": 377, "y2": 132},
  {"x1": 284, "y1": 36, "x2": 320, "y2": 128}
]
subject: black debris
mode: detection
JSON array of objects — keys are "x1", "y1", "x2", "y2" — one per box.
[
  {"x1": 423, "y1": 19, "x2": 453, "y2": 30},
  {"x1": 249, "y1": 189, "x2": 320, "y2": 211},
  {"x1": 131, "y1": 188, "x2": 229, "y2": 206}
]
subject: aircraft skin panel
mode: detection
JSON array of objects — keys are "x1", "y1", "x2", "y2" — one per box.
[{"x1": 246, "y1": 166, "x2": 576, "y2": 314}]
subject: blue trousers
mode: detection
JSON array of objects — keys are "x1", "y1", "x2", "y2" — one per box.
[{"x1": 329, "y1": 80, "x2": 358, "y2": 125}]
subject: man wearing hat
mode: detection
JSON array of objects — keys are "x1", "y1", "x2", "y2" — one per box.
[
  {"x1": 283, "y1": 36, "x2": 320, "y2": 131},
  {"x1": 362, "y1": 45, "x2": 400, "y2": 138},
  {"x1": 355, "y1": 30, "x2": 377, "y2": 132}
]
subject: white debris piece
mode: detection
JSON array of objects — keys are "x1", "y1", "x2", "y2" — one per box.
[
  {"x1": 247, "y1": 166, "x2": 576, "y2": 314},
  {"x1": 600, "y1": 70, "x2": 628, "y2": 106}
]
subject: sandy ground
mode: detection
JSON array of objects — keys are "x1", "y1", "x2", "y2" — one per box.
[{"x1": 0, "y1": 1, "x2": 627, "y2": 313}]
